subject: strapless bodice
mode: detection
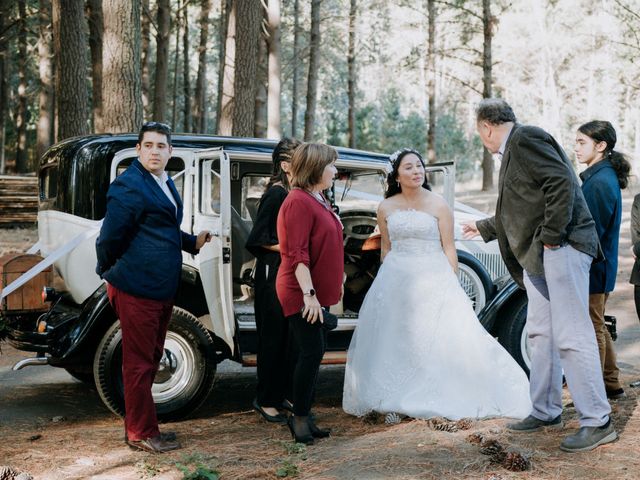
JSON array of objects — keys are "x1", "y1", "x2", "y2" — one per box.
[{"x1": 387, "y1": 209, "x2": 442, "y2": 255}]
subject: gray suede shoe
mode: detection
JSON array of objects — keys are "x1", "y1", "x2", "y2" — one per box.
[
  {"x1": 506, "y1": 414, "x2": 562, "y2": 432},
  {"x1": 559, "y1": 419, "x2": 617, "y2": 453}
]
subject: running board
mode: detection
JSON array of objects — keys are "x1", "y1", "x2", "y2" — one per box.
[{"x1": 241, "y1": 351, "x2": 347, "y2": 367}]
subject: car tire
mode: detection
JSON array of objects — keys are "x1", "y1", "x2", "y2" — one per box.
[
  {"x1": 496, "y1": 293, "x2": 530, "y2": 376},
  {"x1": 457, "y1": 250, "x2": 494, "y2": 314},
  {"x1": 93, "y1": 307, "x2": 217, "y2": 421}
]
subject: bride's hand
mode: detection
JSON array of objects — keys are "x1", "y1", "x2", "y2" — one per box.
[{"x1": 302, "y1": 295, "x2": 322, "y2": 324}]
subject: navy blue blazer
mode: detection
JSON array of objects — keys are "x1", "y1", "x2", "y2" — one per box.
[
  {"x1": 96, "y1": 159, "x2": 198, "y2": 301},
  {"x1": 580, "y1": 159, "x2": 621, "y2": 294}
]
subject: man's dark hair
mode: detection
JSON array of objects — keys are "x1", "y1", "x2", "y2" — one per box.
[
  {"x1": 476, "y1": 98, "x2": 517, "y2": 125},
  {"x1": 138, "y1": 121, "x2": 172, "y2": 145}
]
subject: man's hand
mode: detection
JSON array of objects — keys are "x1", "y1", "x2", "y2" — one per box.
[
  {"x1": 461, "y1": 221, "x2": 480, "y2": 240},
  {"x1": 195, "y1": 231, "x2": 212, "y2": 250}
]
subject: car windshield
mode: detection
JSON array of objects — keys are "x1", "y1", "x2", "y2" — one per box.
[{"x1": 333, "y1": 170, "x2": 386, "y2": 213}]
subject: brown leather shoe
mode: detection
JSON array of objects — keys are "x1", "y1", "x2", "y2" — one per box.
[
  {"x1": 125, "y1": 431, "x2": 177, "y2": 442},
  {"x1": 126, "y1": 434, "x2": 182, "y2": 453}
]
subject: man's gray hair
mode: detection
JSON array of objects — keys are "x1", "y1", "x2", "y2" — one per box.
[{"x1": 476, "y1": 98, "x2": 517, "y2": 124}]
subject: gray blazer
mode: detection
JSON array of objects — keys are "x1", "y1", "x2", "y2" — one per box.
[
  {"x1": 630, "y1": 194, "x2": 640, "y2": 285},
  {"x1": 477, "y1": 124, "x2": 601, "y2": 288}
]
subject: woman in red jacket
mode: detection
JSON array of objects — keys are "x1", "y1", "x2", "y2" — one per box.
[{"x1": 276, "y1": 143, "x2": 343, "y2": 444}]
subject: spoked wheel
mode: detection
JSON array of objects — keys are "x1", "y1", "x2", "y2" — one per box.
[
  {"x1": 93, "y1": 307, "x2": 217, "y2": 421},
  {"x1": 456, "y1": 250, "x2": 495, "y2": 314}
]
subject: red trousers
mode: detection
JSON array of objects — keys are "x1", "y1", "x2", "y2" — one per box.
[{"x1": 107, "y1": 284, "x2": 173, "y2": 441}]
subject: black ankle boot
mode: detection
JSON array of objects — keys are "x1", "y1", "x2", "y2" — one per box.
[
  {"x1": 307, "y1": 417, "x2": 331, "y2": 438},
  {"x1": 288, "y1": 415, "x2": 314, "y2": 445}
]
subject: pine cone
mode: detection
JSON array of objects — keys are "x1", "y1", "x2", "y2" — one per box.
[
  {"x1": 479, "y1": 439, "x2": 504, "y2": 456},
  {"x1": 0, "y1": 466, "x2": 20, "y2": 480},
  {"x1": 456, "y1": 418, "x2": 473, "y2": 430},
  {"x1": 428, "y1": 417, "x2": 458, "y2": 432},
  {"x1": 489, "y1": 451, "x2": 507, "y2": 464},
  {"x1": 362, "y1": 411, "x2": 383, "y2": 425},
  {"x1": 501, "y1": 451, "x2": 531, "y2": 472},
  {"x1": 466, "y1": 432, "x2": 484, "y2": 445}
]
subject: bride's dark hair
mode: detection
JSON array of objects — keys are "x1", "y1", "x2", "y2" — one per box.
[{"x1": 385, "y1": 148, "x2": 431, "y2": 198}]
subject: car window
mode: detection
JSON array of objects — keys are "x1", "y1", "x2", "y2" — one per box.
[
  {"x1": 333, "y1": 170, "x2": 386, "y2": 213},
  {"x1": 241, "y1": 175, "x2": 269, "y2": 222},
  {"x1": 115, "y1": 156, "x2": 186, "y2": 200}
]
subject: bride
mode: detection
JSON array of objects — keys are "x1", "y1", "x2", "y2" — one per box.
[{"x1": 342, "y1": 148, "x2": 531, "y2": 420}]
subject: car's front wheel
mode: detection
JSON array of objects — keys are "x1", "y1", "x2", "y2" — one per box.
[
  {"x1": 93, "y1": 307, "x2": 217, "y2": 421},
  {"x1": 457, "y1": 250, "x2": 495, "y2": 314}
]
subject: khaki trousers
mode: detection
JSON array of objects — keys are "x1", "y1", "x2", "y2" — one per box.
[{"x1": 589, "y1": 293, "x2": 622, "y2": 392}]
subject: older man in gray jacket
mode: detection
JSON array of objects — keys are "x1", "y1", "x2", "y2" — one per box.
[{"x1": 463, "y1": 99, "x2": 615, "y2": 452}]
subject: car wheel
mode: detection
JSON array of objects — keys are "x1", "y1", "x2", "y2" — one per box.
[
  {"x1": 457, "y1": 250, "x2": 494, "y2": 314},
  {"x1": 93, "y1": 307, "x2": 217, "y2": 421},
  {"x1": 64, "y1": 367, "x2": 95, "y2": 384},
  {"x1": 496, "y1": 294, "x2": 531, "y2": 376}
]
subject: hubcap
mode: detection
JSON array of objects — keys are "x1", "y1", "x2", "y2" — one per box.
[{"x1": 152, "y1": 331, "x2": 197, "y2": 404}]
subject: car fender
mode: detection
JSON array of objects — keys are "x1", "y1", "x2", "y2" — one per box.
[{"x1": 476, "y1": 277, "x2": 526, "y2": 334}]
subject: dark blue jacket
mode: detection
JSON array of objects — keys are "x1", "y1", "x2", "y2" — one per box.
[
  {"x1": 580, "y1": 159, "x2": 621, "y2": 294},
  {"x1": 95, "y1": 159, "x2": 198, "y2": 300}
]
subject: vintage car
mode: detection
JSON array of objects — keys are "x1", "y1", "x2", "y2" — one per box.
[{"x1": 1, "y1": 134, "x2": 529, "y2": 420}]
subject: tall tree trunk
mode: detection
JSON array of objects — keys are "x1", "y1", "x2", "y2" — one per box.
[
  {"x1": 232, "y1": 0, "x2": 261, "y2": 136},
  {"x1": 347, "y1": 0, "x2": 356, "y2": 148},
  {"x1": 254, "y1": 19, "x2": 268, "y2": 138},
  {"x1": 481, "y1": 0, "x2": 494, "y2": 191},
  {"x1": 141, "y1": 0, "x2": 151, "y2": 119},
  {"x1": 193, "y1": 0, "x2": 211, "y2": 133},
  {"x1": 426, "y1": 0, "x2": 436, "y2": 163},
  {"x1": 37, "y1": 0, "x2": 54, "y2": 161},
  {"x1": 304, "y1": 0, "x2": 321, "y2": 141},
  {"x1": 0, "y1": 3, "x2": 7, "y2": 174},
  {"x1": 87, "y1": 0, "x2": 104, "y2": 132},
  {"x1": 153, "y1": 0, "x2": 171, "y2": 122},
  {"x1": 102, "y1": 0, "x2": 142, "y2": 132},
  {"x1": 266, "y1": 0, "x2": 281, "y2": 139},
  {"x1": 215, "y1": 0, "x2": 232, "y2": 133},
  {"x1": 171, "y1": 3, "x2": 181, "y2": 129},
  {"x1": 53, "y1": 0, "x2": 90, "y2": 140},
  {"x1": 182, "y1": 4, "x2": 191, "y2": 132},
  {"x1": 291, "y1": 0, "x2": 299, "y2": 137},
  {"x1": 218, "y1": 0, "x2": 236, "y2": 135},
  {"x1": 15, "y1": 0, "x2": 28, "y2": 172}
]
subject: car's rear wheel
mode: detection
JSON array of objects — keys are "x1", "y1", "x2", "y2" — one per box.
[
  {"x1": 93, "y1": 307, "x2": 217, "y2": 421},
  {"x1": 496, "y1": 293, "x2": 531, "y2": 375},
  {"x1": 457, "y1": 250, "x2": 495, "y2": 314}
]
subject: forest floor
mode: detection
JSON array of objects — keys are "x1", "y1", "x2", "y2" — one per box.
[{"x1": 3, "y1": 186, "x2": 640, "y2": 479}]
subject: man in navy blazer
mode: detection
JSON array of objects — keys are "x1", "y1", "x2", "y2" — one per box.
[{"x1": 96, "y1": 122, "x2": 210, "y2": 453}]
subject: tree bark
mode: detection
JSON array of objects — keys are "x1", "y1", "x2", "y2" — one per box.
[
  {"x1": 304, "y1": 0, "x2": 321, "y2": 141},
  {"x1": 171, "y1": 3, "x2": 181, "y2": 129},
  {"x1": 52, "y1": 0, "x2": 90, "y2": 141},
  {"x1": 232, "y1": 0, "x2": 262, "y2": 137},
  {"x1": 182, "y1": 4, "x2": 191, "y2": 132},
  {"x1": 347, "y1": 0, "x2": 356, "y2": 148},
  {"x1": 217, "y1": 0, "x2": 236, "y2": 135},
  {"x1": 153, "y1": 0, "x2": 171, "y2": 122},
  {"x1": 37, "y1": 0, "x2": 54, "y2": 161},
  {"x1": 266, "y1": 0, "x2": 281, "y2": 139},
  {"x1": 193, "y1": 0, "x2": 211, "y2": 133},
  {"x1": 426, "y1": 0, "x2": 436, "y2": 164},
  {"x1": 215, "y1": 0, "x2": 232, "y2": 133},
  {"x1": 87, "y1": 0, "x2": 104, "y2": 132},
  {"x1": 254, "y1": 15, "x2": 268, "y2": 138},
  {"x1": 481, "y1": 0, "x2": 494, "y2": 191},
  {"x1": 291, "y1": 0, "x2": 299, "y2": 138},
  {"x1": 141, "y1": 0, "x2": 151, "y2": 119},
  {"x1": 15, "y1": 0, "x2": 28, "y2": 172},
  {"x1": 0, "y1": 2, "x2": 7, "y2": 173},
  {"x1": 102, "y1": 0, "x2": 142, "y2": 133}
]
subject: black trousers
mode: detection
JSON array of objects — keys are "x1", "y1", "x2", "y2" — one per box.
[
  {"x1": 288, "y1": 311, "x2": 326, "y2": 416},
  {"x1": 254, "y1": 260, "x2": 294, "y2": 408},
  {"x1": 635, "y1": 286, "x2": 640, "y2": 324}
]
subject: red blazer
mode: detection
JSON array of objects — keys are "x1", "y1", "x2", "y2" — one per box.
[{"x1": 276, "y1": 188, "x2": 344, "y2": 316}]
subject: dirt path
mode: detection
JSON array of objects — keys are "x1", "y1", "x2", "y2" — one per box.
[{"x1": 3, "y1": 189, "x2": 640, "y2": 479}]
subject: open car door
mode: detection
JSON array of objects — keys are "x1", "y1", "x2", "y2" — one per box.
[{"x1": 193, "y1": 148, "x2": 235, "y2": 353}]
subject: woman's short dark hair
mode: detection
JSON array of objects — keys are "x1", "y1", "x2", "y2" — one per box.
[
  {"x1": 269, "y1": 137, "x2": 301, "y2": 190},
  {"x1": 578, "y1": 120, "x2": 631, "y2": 189},
  {"x1": 385, "y1": 148, "x2": 431, "y2": 198},
  {"x1": 138, "y1": 121, "x2": 172, "y2": 145},
  {"x1": 476, "y1": 99, "x2": 517, "y2": 125},
  {"x1": 290, "y1": 143, "x2": 338, "y2": 190}
]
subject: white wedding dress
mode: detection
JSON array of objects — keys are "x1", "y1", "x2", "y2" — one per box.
[{"x1": 343, "y1": 209, "x2": 532, "y2": 420}]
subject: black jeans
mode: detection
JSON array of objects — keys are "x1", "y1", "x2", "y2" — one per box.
[
  {"x1": 635, "y1": 286, "x2": 640, "y2": 323},
  {"x1": 254, "y1": 260, "x2": 294, "y2": 408},
  {"x1": 288, "y1": 311, "x2": 326, "y2": 416}
]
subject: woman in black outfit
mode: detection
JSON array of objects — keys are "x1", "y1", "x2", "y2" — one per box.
[{"x1": 246, "y1": 137, "x2": 301, "y2": 423}]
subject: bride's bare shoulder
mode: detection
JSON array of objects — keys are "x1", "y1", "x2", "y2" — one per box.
[{"x1": 378, "y1": 197, "x2": 401, "y2": 219}]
